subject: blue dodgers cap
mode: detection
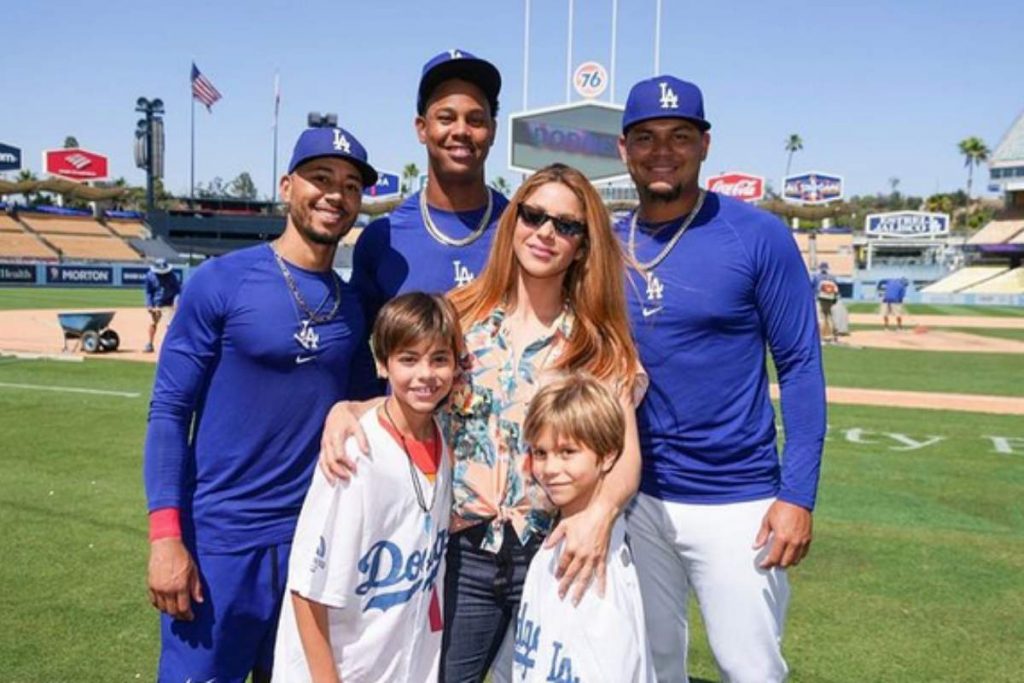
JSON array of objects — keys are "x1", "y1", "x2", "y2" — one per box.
[
  {"x1": 622, "y1": 75, "x2": 711, "y2": 133},
  {"x1": 287, "y1": 126, "x2": 378, "y2": 188},
  {"x1": 417, "y1": 48, "x2": 501, "y2": 116}
]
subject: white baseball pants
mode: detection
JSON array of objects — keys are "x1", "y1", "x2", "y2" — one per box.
[{"x1": 626, "y1": 493, "x2": 790, "y2": 683}]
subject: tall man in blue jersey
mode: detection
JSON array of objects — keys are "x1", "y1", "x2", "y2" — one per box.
[
  {"x1": 350, "y1": 49, "x2": 507, "y2": 382},
  {"x1": 615, "y1": 76, "x2": 826, "y2": 682},
  {"x1": 143, "y1": 126, "x2": 377, "y2": 682}
]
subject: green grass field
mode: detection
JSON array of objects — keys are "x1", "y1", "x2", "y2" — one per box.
[
  {"x1": 844, "y1": 302, "x2": 1024, "y2": 317},
  {"x1": 1, "y1": 289, "x2": 1022, "y2": 681},
  {"x1": 0, "y1": 287, "x2": 145, "y2": 310}
]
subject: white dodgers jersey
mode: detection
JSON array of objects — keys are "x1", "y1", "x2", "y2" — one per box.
[
  {"x1": 273, "y1": 411, "x2": 452, "y2": 682},
  {"x1": 512, "y1": 518, "x2": 655, "y2": 682}
]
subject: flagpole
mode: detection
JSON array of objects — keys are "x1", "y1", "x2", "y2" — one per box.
[
  {"x1": 190, "y1": 63, "x2": 196, "y2": 205},
  {"x1": 272, "y1": 72, "x2": 280, "y2": 204}
]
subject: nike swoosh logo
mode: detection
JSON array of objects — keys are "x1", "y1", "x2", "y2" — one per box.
[
  {"x1": 642, "y1": 306, "x2": 663, "y2": 318},
  {"x1": 296, "y1": 355, "x2": 316, "y2": 364}
]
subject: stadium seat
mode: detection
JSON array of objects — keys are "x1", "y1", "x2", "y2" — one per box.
[
  {"x1": 967, "y1": 219, "x2": 1024, "y2": 245},
  {"x1": 21, "y1": 216, "x2": 111, "y2": 236},
  {"x1": 921, "y1": 266, "x2": 1008, "y2": 293},
  {"x1": 0, "y1": 215, "x2": 26, "y2": 232},
  {"x1": 106, "y1": 220, "x2": 148, "y2": 238},
  {"x1": 44, "y1": 234, "x2": 143, "y2": 261},
  {"x1": 0, "y1": 232, "x2": 59, "y2": 259},
  {"x1": 961, "y1": 267, "x2": 1024, "y2": 294}
]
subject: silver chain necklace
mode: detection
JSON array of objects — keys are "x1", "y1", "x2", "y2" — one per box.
[
  {"x1": 628, "y1": 190, "x2": 706, "y2": 272},
  {"x1": 269, "y1": 243, "x2": 341, "y2": 352},
  {"x1": 382, "y1": 400, "x2": 439, "y2": 517},
  {"x1": 419, "y1": 188, "x2": 493, "y2": 247}
]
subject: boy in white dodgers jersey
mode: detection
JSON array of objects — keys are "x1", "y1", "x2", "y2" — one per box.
[
  {"x1": 513, "y1": 376, "x2": 655, "y2": 683},
  {"x1": 273, "y1": 292, "x2": 463, "y2": 682}
]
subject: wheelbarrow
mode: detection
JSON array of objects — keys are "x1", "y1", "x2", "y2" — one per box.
[{"x1": 57, "y1": 311, "x2": 120, "y2": 353}]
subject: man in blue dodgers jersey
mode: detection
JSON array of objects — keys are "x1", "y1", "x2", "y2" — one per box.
[
  {"x1": 615, "y1": 76, "x2": 826, "y2": 682},
  {"x1": 143, "y1": 125, "x2": 377, "y2": 683},
  {"x1": 350, "y1": 49, "x2": 507, "y2": 396}
]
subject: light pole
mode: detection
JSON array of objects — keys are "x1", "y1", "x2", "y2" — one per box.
[{"x1": 135, "y1": 97, "x2": 165, "y2": 217}]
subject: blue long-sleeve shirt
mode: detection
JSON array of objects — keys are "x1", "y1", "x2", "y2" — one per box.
[
  {"x1": 348, "y1": 188, "x2": 507, "y2": 397},
  {"x1": 144, "y1": 270, "x2": 181, "y2": 308},
  {"x1": 142, "y1": 244, "x2": 366, "y2": 552},
  {"x1": 616, "y1": 193, "x2": 826, "y2": 510}
]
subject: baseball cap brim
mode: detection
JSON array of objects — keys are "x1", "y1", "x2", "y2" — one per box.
[
  {"x1": 292, "y1": 153, "x2": 378, "y2": 188},
  {"x1": 418, "y1": 59, "x2": 501, "y2": 116},
  {"x1": 623, "y1": 113, "x2": 711, "y2": 134}
]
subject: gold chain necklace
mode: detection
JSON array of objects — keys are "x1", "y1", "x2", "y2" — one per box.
[
  {"x1": 627, "y1": 190, "x2": 706, "y2": 272},
  {"x1": 419, "y1": 189, "x2": 493, "y2": 247}
]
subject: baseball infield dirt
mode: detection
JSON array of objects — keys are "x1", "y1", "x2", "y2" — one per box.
[{"x1": 2, "y1": 306, "x2": 1022, "y2": 415}]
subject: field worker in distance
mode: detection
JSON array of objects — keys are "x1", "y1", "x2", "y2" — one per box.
[
  {"x1": 514, "y1": 375, "x2": 655, "y2": 683},
  {"x1": 273, "y1": 292, "x2": 461, "y2": 683},
  {"x1": 880, "y1": 276, "x2": 909, "y2": 331},
  {"x1": 350, "y1": 48, "x2": 506, "y2": 398},
  {"x1": 615, "y1": 75, "x2": 827, "y2": 683},
  {"x1": 142, "y1": 258, "x2": 180, "y2": 353},
  {"x1": 143, "y1": 125, "x2": 376, "y2": 683}
]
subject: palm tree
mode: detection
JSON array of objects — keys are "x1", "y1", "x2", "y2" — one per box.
[
  {"x1": 784, "y1": 134, "x2": 803, "y2": 177},
  {"x1": 957, "y1": 137, "x2": 990, "y2": 199},
  {"x1": 401, "y1": 163, "x2": 420, "y2": 196}
]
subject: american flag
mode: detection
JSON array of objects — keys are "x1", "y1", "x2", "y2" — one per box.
[{"x1": 191, "y1": 63, "x2": 222, "y2": 111}]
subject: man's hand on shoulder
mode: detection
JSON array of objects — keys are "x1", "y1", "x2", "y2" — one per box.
[
  {"x1": 147, "y1": 537, "x2": 203, "y2": 621},
  {"x1": 753, "y1": 500, "x2": 813, "y2": 569}
]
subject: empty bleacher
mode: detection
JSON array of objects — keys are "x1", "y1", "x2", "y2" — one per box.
[
  {"x1": 10, "y1": 214, "x2": 145, "y2": 262},
  {"x1": 0, "y1": 214, "x2": 26, "y2": 232},
  {"x1": 921, "y1": 266, "x2": 1008, "y2": 293},
  {"x1": 961, "y1": 267, "x2": 1024, "y2": 294},
  {"x1": 967, "y1": 219, "x2": 1024, "y2": 245},
  {"x1": 21, "y1": 215, "x2": 111, "y2": 236},
  {"x1": 0, "y1": 231, "x2": 58, "y2": 260},
  {"x1": 43, "y1": 234, "x2": 143, "y2": 261},
  {"x1": 106, "y1": 219, "x2": 148, "y2": 238},
  {"x1": 791, "y1": 231, "x2": 855, "y2": 276}
]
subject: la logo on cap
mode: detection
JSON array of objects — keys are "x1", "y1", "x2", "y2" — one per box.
[
  {"x1": 659, "y1": 82, "x2": 679, "y2": 109},
  {"x1": 332, "y1": 129, "x2": 351, "y2": 154},
  {"x1": 448, "y1": 49, "x2": 463, "y2": 59}
]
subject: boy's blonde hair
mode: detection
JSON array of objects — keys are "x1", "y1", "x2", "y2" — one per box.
[
  {"x1": 523, "y1": 375, "x2": 624, "y2": 463},
  {"x1": 370, "y1": 291, "x2": 464, "y2": 366}
]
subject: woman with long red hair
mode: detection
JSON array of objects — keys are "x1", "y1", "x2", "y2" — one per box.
[{"x1": 320, "y1": 163, "x2": 644, "y2": 682}]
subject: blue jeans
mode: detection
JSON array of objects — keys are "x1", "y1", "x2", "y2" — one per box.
[{"x1": 441, "y1": 522, "x2": 541, "y2": 682}]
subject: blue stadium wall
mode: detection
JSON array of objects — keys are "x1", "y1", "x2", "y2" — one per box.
[{"x1": 0, "y1": 262, "x2": 189, "y2": 287}]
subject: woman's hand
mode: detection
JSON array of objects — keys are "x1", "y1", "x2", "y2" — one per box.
[{"x1": 545, "y1": 499, "x2": 615, "y2": 605}]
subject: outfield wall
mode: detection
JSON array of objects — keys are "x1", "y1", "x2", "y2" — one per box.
[{"x1": 0, "y1": 262, "x2": 189, "y2": 287}]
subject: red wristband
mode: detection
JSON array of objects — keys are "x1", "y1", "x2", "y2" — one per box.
[{"x1": 149, "y1": 507, "x2": 182, "y2": 542}]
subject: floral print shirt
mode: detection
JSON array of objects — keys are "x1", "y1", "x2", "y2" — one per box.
[{"x1": 444, "y1": 305, "x2": 574, "y2": 553}]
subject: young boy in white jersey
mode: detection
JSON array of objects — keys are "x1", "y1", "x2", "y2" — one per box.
[
  {"x1": 513, "y1": 376, "x2": 655, "y2": 683},
  {"x1": 273, "y1": 292, "x2": 462, "y2": 683}
]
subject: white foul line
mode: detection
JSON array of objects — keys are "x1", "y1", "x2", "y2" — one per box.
[{"x1": 0, "y1": 382, "x2": 140, "y2": 398}]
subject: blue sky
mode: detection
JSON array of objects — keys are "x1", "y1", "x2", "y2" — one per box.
[{"x1": 2, "y1": 0, "x2": 1020, "y2": 200}]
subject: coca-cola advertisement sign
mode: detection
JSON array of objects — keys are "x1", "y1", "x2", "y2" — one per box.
[
  {"x1": 43, "y1": 148, "x2": 109, "y2": 182},
  {"x1": 707, "y1": 172, "x2": 764, "y2": 202}
]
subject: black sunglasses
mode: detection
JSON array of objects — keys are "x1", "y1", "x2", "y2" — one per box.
[{"x1": 516, "y1": 203, "x2": 587, "y2": 238}]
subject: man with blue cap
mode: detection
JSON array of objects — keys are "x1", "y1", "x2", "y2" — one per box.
[
  {"x1": 615, "y1": 76, "x2": 826, "y2": 682},
  {"x1": 143, "y1": 125, "x2": 376, "y2": 682},
  {"x1": 349, "y1": 48, "x2": 507, "y2": 387},
  {"x1": 142, "y1": 257, "x2": 181, "y2": 353}
]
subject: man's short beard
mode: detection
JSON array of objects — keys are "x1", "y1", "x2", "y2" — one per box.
[
  {"x1": 291, "y1": 209, "x2": 348, "y2": 246},
  {"x1": 640, "y1": 183, "x2": 683, "y2": 204}
]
